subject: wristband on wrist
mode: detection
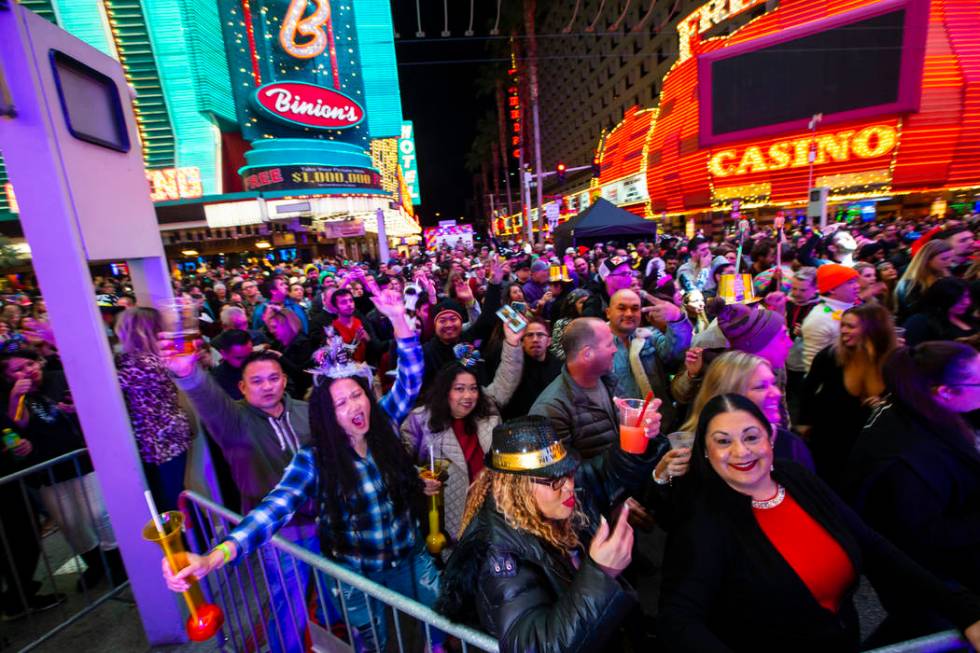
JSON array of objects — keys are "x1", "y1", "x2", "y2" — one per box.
[{"x1": 214, "y1": 542, "x2": 232, "y2": 566}]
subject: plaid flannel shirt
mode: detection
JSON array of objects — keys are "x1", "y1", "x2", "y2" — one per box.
[{"x1": 227, "y1": 335, "x2": 423, "y2": 571}]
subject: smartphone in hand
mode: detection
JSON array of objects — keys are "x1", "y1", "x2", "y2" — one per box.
[{"x1": 496, "y1": 305, "x2": 528, "y2": 333}]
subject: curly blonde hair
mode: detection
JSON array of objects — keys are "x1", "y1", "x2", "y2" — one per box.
[{"x1": 459, "y1": 469, "x2": 586, "y2": 552}]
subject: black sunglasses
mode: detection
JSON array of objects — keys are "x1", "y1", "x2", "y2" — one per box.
[{"x1": 529, "y1": 474, "x2": 574, "y2": 492}]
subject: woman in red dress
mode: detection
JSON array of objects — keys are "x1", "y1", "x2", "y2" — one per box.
[{"x1": 657, "y1": 393, "x2": 980, "y2": 652}]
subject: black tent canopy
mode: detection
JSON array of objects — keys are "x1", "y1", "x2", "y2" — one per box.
[{"x1": 552, "y1": 198, "x2": 657, "y2": 253}]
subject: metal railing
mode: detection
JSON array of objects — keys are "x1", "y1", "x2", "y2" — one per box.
[
  {"x1": 0, "y1": 448, "x2": 129, "y2": 652},
  {"x1": 865, "y1": 630, "x2": 967, "y2": 653},
  {"x1": 179, "y1": 490, "x2": 499, "y2": 653}
]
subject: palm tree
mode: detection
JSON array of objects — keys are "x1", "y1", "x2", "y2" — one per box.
[{"x1": 464, "y1": 121, "x2": 495, "y2": 221}]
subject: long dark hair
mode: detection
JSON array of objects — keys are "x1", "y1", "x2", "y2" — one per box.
[
  {"x1": 425, "y1": 363, "x2": 493, "y2": 433},
  {"x1": 920, "y1": 277, "x2": 968, "y2": 318},
  {"x1": 309, "y1": 376, "x2": 423, "y2": 539},
  {"x1": 836, "y1": 304, "x2": 897, "y2": 363},
  {"x1": 690, "y1": 393, "x2": 773, "y2": 490},
  {"x1": 881, "y1": 343, "x2": 978, "y2": 444}
]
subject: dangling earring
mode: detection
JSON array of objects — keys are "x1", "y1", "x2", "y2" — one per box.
[{"x1": 770, "y1": 462, "x2": 775, "y2": 472}]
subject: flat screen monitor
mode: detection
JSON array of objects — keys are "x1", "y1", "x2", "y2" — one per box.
[
  {"x1": 698, "y1": 0, "x2": 928, "y2": 146},
  {"x1": 49, "y1": 50, "x2": 130, "y2": 152}
]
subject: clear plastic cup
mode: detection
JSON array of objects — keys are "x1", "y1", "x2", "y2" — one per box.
[
  {"x1": 158, "y1": 297, "x2": 200, "y2": 355},
  {"x1": 667, "y1": 431, "x2": 696, "y2": 450},
  {"x1": 616, "y1": 397, "x2": 649, "y2": 454}
]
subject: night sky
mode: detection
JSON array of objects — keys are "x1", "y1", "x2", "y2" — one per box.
[{"x1": 393, "y1": 1, "x2": 502, "y2": 226}]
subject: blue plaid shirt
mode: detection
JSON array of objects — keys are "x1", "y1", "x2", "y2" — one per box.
[{"x1": 227, "y1": 335, "x2": 423, "y2": 571}]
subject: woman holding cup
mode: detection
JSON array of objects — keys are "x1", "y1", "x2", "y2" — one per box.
[
  {"x1": 656, "y1": 393, "x2": 980, "y2": 652},
  {"x1": 653, "y1": 351, "x2": 814, "y2": 487},
  {"x1": 401, "y1": 324, "x2": 525, "y2": 547}
]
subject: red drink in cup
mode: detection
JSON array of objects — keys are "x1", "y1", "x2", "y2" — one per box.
[{"x1": 616, "y1": 397, "x2": 649, "y2": 454}]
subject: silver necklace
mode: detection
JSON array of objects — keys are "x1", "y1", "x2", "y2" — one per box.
[{"x1": 752, "y1": 484, "x2": 785, "y2": 510}]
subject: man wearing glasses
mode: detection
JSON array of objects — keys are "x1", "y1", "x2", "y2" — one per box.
[{"x1": 239, "y1": 279, "x2": 265, "y2": 323}]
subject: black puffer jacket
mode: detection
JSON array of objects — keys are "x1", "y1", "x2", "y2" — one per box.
[{"x1": 436, "y1": 438, "x2": 667, "y2": 653}]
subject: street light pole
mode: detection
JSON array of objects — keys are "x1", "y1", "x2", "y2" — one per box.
[
  {"x1": 806, "y1": 112, "x2": 823, "y2": 226},
  {"x1": 523, "y1": 170, "x2": 534, "y2": 243}
]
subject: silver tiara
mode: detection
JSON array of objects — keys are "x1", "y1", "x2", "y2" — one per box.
[{"x1": 308, "y1": 326, "x2": 374, "y2": 387}]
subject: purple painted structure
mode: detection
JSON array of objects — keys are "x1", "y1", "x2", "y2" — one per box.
[
  {"x1": 0, "y1": 4, "x2": 186, "y2": 645},
  {"x1": 697, "y1": 0, "x2": 931, "y2": 147}
]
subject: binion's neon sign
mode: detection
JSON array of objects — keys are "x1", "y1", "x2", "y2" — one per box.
[{"x1": 708, "y1": 124, "x2": 898, "y2": 178}]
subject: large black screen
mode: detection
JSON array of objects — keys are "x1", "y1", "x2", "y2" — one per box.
[{"x1": 710, "y1": 9, "x2": 905, "y2": 136}]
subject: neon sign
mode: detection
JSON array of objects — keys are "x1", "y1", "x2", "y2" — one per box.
[
  {"x1": 708, "y1": 125, "x2": 898, "y2": 178},
  {"x1": 3, "y1": 183, "x2": 17, "y2": 213},
  {"x1": 252, "y1": 82, "x2": 364, "y2": 130},
  {"x1": 280, "y1": 0, "x2": 331, "y2": 59},
  {"x1": 146, "y1": 167, "x2": 203, "y2": 202},
  {"x1": 508, "y1": 41, "x2": 522, "y2": 160},
  {"x1": 678, "y1": 0, "x2": 769, "y2": 62},
  {"x1": 399, "y1": 121, "x2": 421, "y2": 205}
]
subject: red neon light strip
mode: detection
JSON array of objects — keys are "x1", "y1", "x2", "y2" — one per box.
[
  {"x1": 242, "y1": 0, "x2": 262, "y2": 86},
  {"x1": 326, "y1": 2, "x2": 341, "y2": 89}
]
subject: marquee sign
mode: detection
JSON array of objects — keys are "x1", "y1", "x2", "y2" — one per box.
[
  {"x1": 398, "y1": 121, "x2": 421, "y2": 205},
  {"x1": 242, "y1": 164, "x2": 381, "y2": 192},
  {"x1": 146, "y1": 167, "x2": 203, "y2": 202},
  {"x1": 590, "y1": 0, "x2": 980, "y2": 216},
  {"x1": 708, "y1": 125, "x2": 898, "y2": 178},
  {"x1": 251, "y1": 82, "x2": 364, "y2": 130},
  {"x1": 677, "y1": 0, "x2": 769, "y2": 61}
]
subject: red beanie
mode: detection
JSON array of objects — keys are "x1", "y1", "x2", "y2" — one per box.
[{"x1": 817, "y1": 263, "x2": 859, "y2": 294}]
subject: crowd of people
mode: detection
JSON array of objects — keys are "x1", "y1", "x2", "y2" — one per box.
[{"x1": 1, "y1": 211, "x2": 979, "y2": 652}]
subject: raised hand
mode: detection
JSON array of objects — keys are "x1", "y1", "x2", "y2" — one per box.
[
  {"x1": 654, "y1": 447, "x2": 692, "y2": 482},
  {"x1": 489, "y1": 259, "x2": 505, "y2": 285},
  {"x1": 370, "y1": 289, "x2": 406, "y2": 320},
  {"x1": 642, "y1": 398, "x2": 663, "y2": 439},
  {"x1": 764, "y1": 291, "x2": 787, "y2": 313},
  {"x1": 454, "y1": 278, "x2": 474, "y2": 304},
  {"x1": 684, "y1": 347, "x2": 704, "y2": 378},
  {"x1": 502, "y1": 320, "x2": 527, "y2": 347},
  {"x1": 644, "y1": 296, "x2": 683, "y2": 323},
  {"x1": 158, "y1": 334, "x2": 203, "y2": 378},
  {"x1": 362, "y1": 272, "x2": 382, "y2": 297},
  {"x1": 589, "y1": 503, "x2": 633, "y2": 578}
]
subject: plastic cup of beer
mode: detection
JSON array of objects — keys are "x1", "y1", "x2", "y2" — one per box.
[
  {"x1": 159, "y1": 297, "x2": 200, "y2": 355},
  {"x1": 616, "y1": 398, "x2": 649, "y2": 454},
  {"x1": 667, "y1": 431, "x2": 695, "y2": 450}
]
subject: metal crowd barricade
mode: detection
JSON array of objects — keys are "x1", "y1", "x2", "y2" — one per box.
[
  {"x1": 179, "y1": 490, "x2": 499, "y2": 653},
  {"x1": 0, "y1": 448, "x2": 129, "y2": 652},
  {"x1": 865, "y1": 631, "x2": 967, "y2": 653}
]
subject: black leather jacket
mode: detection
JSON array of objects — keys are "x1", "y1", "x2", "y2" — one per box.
[{"x1": 436, "y1": 439, "x2": 667, "y2": 653}]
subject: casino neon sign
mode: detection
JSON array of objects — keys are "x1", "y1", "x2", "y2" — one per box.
[
  {"x1": 708, "y1": 124, "x2": 897, "y2": 178},
  {"x1": 252, "y1": 81, "x2": 365, "y2": 130}
]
